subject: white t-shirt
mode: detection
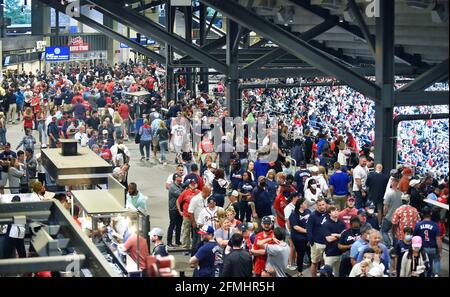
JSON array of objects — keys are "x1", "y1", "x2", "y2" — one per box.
[
  {"x1": 171, "y1": 124, "x2": 187, "y2": 147},
  {"x1": 188, "y1": 193, "x2": 208, "y2": 223},
  {"x1": 304, "y1": 188, "x2": 322, "y2": 211},
  {"x1": 197, "y1": 206, "x2": 223, "y2": 229},
  {"x1": 352, "y1": 165, "x2": 369, "y2": 191},
  {"x1": 284, "y1": 203, "x2": 296, "y2": 233}
]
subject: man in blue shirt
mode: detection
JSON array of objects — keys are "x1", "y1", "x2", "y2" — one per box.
[
  {"x1": 254, "y1": 155, "x2": 270, "y2": 180},
  {"x1": 414, "y1": 207, "x2": 443, "y2": 277},
  {"x1": 15, "y1": 89, "x2": 25, "y2": 121},
  {"x1": 252, "y1": 176, "x2": 272, "y2": 228},
  {"x1": 307, "y1": 198, "x2": 329, "y2": 277},
  {"x1": 324, "y1": 205, "x2": 346, "y2": 276},
  {"x1": 328, "y1": 162, "x2": 351, "y2": 210},
  {"x1": 189, "y1": 225, "x2": 218, "y2": 277},
  {"x1": 350, "y1": 224, "x2": 372, "y2": 266},
  {"x1": 356, "y1": 229, "x2": 390, "y2": 273},
  {"x1": 294, "y1": 161, "x2": 311, "y2": 193}
]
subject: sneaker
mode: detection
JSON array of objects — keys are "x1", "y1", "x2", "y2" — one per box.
[
  {"x1": 167, "y1": 243, "x2": 175, "y2": 248},
  {"x1": 175, "y1": 242, "x2": 182, "y2": 246},
  {"x1": 295, "y1": 272, "x2": 304, "y2": 277},
  {"x1": 287, "y1": 264, "x2": 297, "y2": 271},
  {"x1": 140, "y1": 156, "x2": 145, "y2": 160},
  {"x1": 163, "y1": 162, "x2": 168, "y2": 166},
  {"x1": 146, "y1": 158, "x2": 150, "y2": 161}
]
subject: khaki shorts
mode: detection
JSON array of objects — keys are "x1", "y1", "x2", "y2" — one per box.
[{"x1": 310, "y1": 243, "x2": 326, "y2": 264}]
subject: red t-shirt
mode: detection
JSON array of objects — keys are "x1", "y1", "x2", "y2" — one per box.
[
  {"x1": 253, "y1": 230, "x2": 274, "y2": 275},
  {"x1": 123, "y1": 234, "x2": 149, "y2": 270},
  {"x1": 177, "y1": 188, "x2": 201, "y2": 218},
  {"x1": 273, "y1": 194, "x2": 288, "y2": 228},
  {"x1": 338, "y1": 207, "x2": 358, "y2": 229},
  {"x1": 118, "y1": 104, "x2": 130, "y2": 120}
]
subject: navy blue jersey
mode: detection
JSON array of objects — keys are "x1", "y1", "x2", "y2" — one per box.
[
  {"x1": 339, "y1": 228, "x2": 361, "y2": 246},
  {"x1": 294, "y1": 169, "x2": 311, "y2": 192},
  {"x1": 289, "y1": 209, "x2": 311, "y2": 241},
  {"x1": 414, "y1": 220, "x2": 439, "y2": 249},
  {"x1": 230, "y1": 169, "x2": 244, "y2": 190},
  {"x1": 324, "y1": 219, "x2": 346, "y2": 256},
  {"x1": 394, "y1": 240, "x2": 411, "y2": 274},
  {"x1": 307, "y1": 210, "x2": 329, "y2": 245},
  {"x1": 238, "y1": 181, "x2": 255, "y2": 194}
]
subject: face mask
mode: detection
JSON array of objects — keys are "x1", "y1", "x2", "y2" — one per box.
[
  {"x1": 367, "y1": 209, "x2": 375, "y2": 215},
  {"x1": 260, "y1": 181, "x2": 266, "y2": 187},
  {"x1": 413, "y1": 247, "x2": 421, "y2": 252},
  {"x1": 405, "y1": 235, "x2": 413, "y2": 241},
  {"x1": 311, "y1": 184, "x2": 317, "y2": 190}
]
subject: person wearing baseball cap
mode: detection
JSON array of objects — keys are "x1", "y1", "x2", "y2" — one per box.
[
  {"x1": 176, "y1": 178, "x2": 201, "y2": 250},
  {"x1": 225, "y1": 190, "x2": 240, "y2": 215},
  {"x1": 251, "y1": 216, "x2": 274, "y2": 276},
  {"x1": 381, "y1": 173, "x2": 402, "y2": 248},
  {"x1": 189, "y1": 225, "x2": 218, "y2": 277},
  {"x1": 400, "y1": 236, "x2": 430, "y2": 277},
  {"x1": 167, "y1": 173, "x2": 184, "y2": 247},
  {"x1": 294, "y1": 161, "x2": 311, "y2": 193},
  {"x1": 391, "y1": 193, "x2": 421, "y2": 245},
  {"x1": 197, "y1": 196, "x2": 222, "y2": 231},
  {"x1": 399, "y1": 167, "x2": 414, "y2": 193},
  {"x1": 338, "y1": 195, "x2": 358, "y2": 229},
  {"x1": 357, "y1": 208, "x2": 372, "y2": 229},
  {"x1": 364, "y1": 201, "x2": 379, "y2": 230},
  {"x1": 149, "y1": 228, "x2": 169, "y2": 257}
]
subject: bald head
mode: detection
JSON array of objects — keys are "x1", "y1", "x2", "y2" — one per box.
[{"x1": 202, "y1": 185, "x2": 212, "y2": 198}]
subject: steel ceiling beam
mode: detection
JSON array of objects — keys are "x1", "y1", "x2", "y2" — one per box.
[
  {"x1": 199, "y1": 0, "x2": 380, "y2": 100},
  {"x1": 394, "y1": 91, "x2": 449, "y2": 106},
  {"x1": 243, "y1": 18, "x2": 338, "y2": 70},
  {"x1": 87, "y1": 0, "x2": 227, "y2": 73},
  {"x1": 38, "y1": 0, "x2": 166, "y2": 64},
  {"x1": 394, "y1": 113, "x2": 449, "y2": 124},
  {"x1": 239, "y1": 81, "x2": 344, "y2": 90},
  {"x1": 287, "y1": 0, "x2": 429, "y2": 68},
  {"x1": 397, "y1": 59, "x2": 449, "y2": 92},
  {"x1": 347, "y1": 0, "x2": 376, "y2": 58}
]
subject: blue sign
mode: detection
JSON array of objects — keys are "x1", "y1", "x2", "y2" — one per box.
[
  {"x1": 120, "y1": 37, "x2": 156, "y2": 48},
  {"x1": 3, "y1": 56, "x2": 11, "y2": 67},
  {"x1": 45, "y1": 46, "x2": 70, "y2": 61}
]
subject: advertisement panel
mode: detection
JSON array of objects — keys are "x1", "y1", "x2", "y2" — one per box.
[{"x1": 45, "y1": 46, "x2": 71, "y2": 61}]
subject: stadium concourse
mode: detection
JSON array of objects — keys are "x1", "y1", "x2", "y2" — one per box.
[{"x1": 2, "y1": 107, "x2": 449, "y2": 277}]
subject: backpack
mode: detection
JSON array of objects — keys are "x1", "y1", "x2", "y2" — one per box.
[{"x1": 322, "y1": 141, "x2": 330, "y2": 153}]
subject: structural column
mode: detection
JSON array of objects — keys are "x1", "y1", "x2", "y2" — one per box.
[
  {"x1": 375, "y1": 0, "x2": 395, "y2": 171},
  {"x1": 184, "y1": 6, "x2": 193, "y2": 92},
  {"x1": 226, "y1": 18, "x2": 239, "y2": 117},
  {"x1": 104, "y1": 16, "x2": 118, "y2": 66},
  {"x1": 165, "y1": 0, "x2": 176, "y2": 102},
  {"x1": 31, "y1": 0, "x2": 51, "y2": 35},
  {"x1": 199, "y1": 3, "x2": 208, "y2": 92}
]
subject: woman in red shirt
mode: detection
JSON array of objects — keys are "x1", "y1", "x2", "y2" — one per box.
[{"x1": 23, "y1": 107, "x2": 34, "y2": 131}]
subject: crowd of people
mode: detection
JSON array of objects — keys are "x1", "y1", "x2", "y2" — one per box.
[{"x1": 0, "y1": 61, "x2": 448, "y2": 278}]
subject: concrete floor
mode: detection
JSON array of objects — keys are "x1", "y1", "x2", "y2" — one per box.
[{"x1": 4, "y1": 123, "x2": 448, "y2": 277}]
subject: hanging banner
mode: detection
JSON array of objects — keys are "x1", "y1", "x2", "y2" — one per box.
[{"x1": 69, "y1": 36, "x2": 90, "y2": 53}]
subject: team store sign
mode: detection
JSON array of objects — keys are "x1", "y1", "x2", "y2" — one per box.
[{"x1": 69, "y1": 37, "x2": 90, "y2": 53}]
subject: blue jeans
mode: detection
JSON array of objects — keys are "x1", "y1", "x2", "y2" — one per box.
[
  {"x1": 139, "y1": 140, "x2": 151, "y2": 158},
  {"x1": 0, "y1": 128, "x2": 6, "y2": 145},
  {"x1": 159, "y1": 140, "x2": 168, "y2": 161},
  {"x1": 381, "y1": 218, "x2": 393, "y2": 248},
  {"x1": 423, "y1": 247, "x2": 440, "y2": 276}
]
